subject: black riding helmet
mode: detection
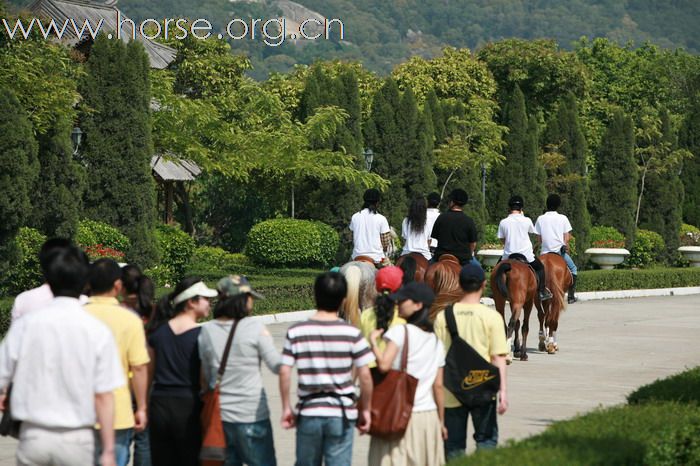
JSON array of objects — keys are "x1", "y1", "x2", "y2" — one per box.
[
  {"x1": 363, "y1": 188, "x2": 381, "y2": 203},
  {"x1": 508, "y1": 195, "x2": 524, "y2": 210}
]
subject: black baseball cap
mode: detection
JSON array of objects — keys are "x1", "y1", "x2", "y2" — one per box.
[
  {"x1": 389, "y1": 282, "x2": 435, "y2": 307},
  {"x1": 459, "y1": 263, "x2": 485, "y2": 285}
]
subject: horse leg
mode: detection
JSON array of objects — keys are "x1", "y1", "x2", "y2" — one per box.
[
  {"x1": 513, "y1": 317, "x2": 521, "y2": 358},
  {"x1": 506, "y1": 303, "x2": 522, "y2": 364},
  {"x1": 537, "y1": 300, "x2": 547, "y2": 352},
  {"x1": 520, "y1": 301, "x2": 532, "y2": 361},
  {"x1": 549, "y1": 318, "x2": 560, "y2": 353}
]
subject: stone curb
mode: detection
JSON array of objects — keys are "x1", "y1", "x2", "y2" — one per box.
[{"x1": 250, "y1": 286, "x2": 700, "y2": 325}]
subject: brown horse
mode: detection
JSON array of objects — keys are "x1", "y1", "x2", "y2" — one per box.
[
  {"x1": 425, "y1": 255, "x2": 463, "y2": 320},
  {"x1": 395, "y1": 253, "x2": 429, "y2": 283},
  {"x1": 490, "y1": 258, "x2": 538, "y2": 362},
  {"x1": 537, "y1": 253, "x2": 573, "y2": 354}
]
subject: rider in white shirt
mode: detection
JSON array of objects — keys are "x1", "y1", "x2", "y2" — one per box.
[
  {"x1": 349, "y1": 189, "x2": 392, "y2": 265},
  {"x1": 497, "y1": 195, "x2": 552, "y2": 302},
  {"x1": 401, "y1": 196, "x2": 432, "y2": 260},
  {"x1": 535, "y1": 194, "x2": 578, "y2": 304},
  {"x1": 425, "y1": 192, "x2": 441, "y2": 253}
]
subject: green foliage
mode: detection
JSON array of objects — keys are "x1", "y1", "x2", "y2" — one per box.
[
  {"x1": 628, "y1": 367, "x2": 700, "y2": 405},
  {"x1": 80, "y1": 36, "x2": 158, "y2": 265},
  {"x1": 0, "y1": 88, "x2": 39, "y2": 278},
  {"x1": 153, "y1": 224, "x2": 196, "y2": 284},
  {"x1": 628, "y1": 229, "x2": 665, "y2": 268},
  {"x1": 310, "y1": 221, "x2": 340, "y2": 267},
  {"x1": 681, "y1": 98, "x2": 700, "y2": 226},
  {"x1": 75, "y1": 219, "x2": 131, "y2": 253},
  {"x1": 577, "y1": 267, "x2": 700, "y2": 292},
  {"x1": 2, "y1": 227, "x2": 46, "y2": 296},
  {"x1": 482, "y1": 224, "x2": 499, "y2": 246},
  {"x1": 589, "y1": 108, "x2": 638, "y2": 243},
  {"x1": 246, "y1": 219, "x2": 336, "y2": 267},
  {"x1": 0, "y1": 297, "x2": 11, "y2": 339},
  {"x1": 589, "y1": 226, "x2": 626, "y2": 248},
  {"x1": 680, "y1": 224, "x2": 700, "y2": 246}
]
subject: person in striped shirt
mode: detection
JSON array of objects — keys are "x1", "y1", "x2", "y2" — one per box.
[{"x1": 279, "y1": 271, "x2": 375, "y2": 466}]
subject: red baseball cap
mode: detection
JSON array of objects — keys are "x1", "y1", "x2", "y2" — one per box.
[{"x1": 375, "y1": 266, "x2": 404, "y2": 293}]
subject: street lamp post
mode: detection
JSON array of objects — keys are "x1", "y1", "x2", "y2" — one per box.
[
  {"x1": 363, "y1": 148, "x2": 374, "y2": 171},
  {"x1": 71, "y1": 126, "x2": 83, "y2": 156}
]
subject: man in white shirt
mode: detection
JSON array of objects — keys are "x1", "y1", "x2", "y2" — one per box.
[
  {"x1": 535, "y1": 194, "x2": 578, "y2": 304},
  {"x1": 426, "y1": 192, "x2": 442, "y2": 252},
  {"x1": 349, "y1": 188, "x2": 392, "y2": 265},
  {"x1": 0, "y1": 246, "x2": 124, "y2": 466},
  {"x1": 498, "y1": 195, "x2": 552, "y2": 301}
]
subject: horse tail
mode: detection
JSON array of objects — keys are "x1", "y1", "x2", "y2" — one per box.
[
  {"x1": 495, "y1": 262, "x2": 511, "y2": 300},
  {"x1": 399, "y1": 255, "x2": 417, "y2": 284},
  {"x1": 548, "y1": 263, "x2": 567, "y2": 321},
  {"x1": 341, "y1": 264, "x2": 362, "y2": 328}
]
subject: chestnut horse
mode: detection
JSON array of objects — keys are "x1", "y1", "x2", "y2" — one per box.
[
  {"x1": 490, "y1": 257, "x2": 538, "y2": 362},
  {"x1": 425, "y1": 255, "x2": 463, "y2": 320},
  {"x1": 537, "y1": 253, "x2": 573, "y2": 354},
  {"x1": 395, "y1": 253, "x2": 429, "y2": 283}
]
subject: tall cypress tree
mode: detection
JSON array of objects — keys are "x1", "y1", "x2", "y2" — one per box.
[
  {"x1": 639, "y1": 109, "x2": 684, "y2": 260},
  {"x1": 489, "y1": 85, "x2": 545, "y2": 221},
  {"x1": 0, "y1": 88, "x2": 39, "y2": 276},
  {"x1": 426, "y1": 89, "x2": 446, "y2": 144},
  {"x1": 80, "y1": 36, "x2": 157, "y2": 265},
  {"x1": 680, "y1": 97, "x2": 700, "y2": 226},
  {"x1": 589, "y1": 108, "x2": 637, "y2": 244},
  {"x1": 30, "y1": 114, "x2": 85, "y2": 238},
  {"x1": 544, "y1": 92, "x2": 591, "y2": 254}
]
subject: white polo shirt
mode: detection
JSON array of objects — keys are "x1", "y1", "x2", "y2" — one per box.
[
  {"x1": 401, "y1": 218, "x2": 432, "y2": 260},
  {"x1": 426, "y1": 208, "x2": 440, "y2": 248},
  {"x1": 498, "y1": 213, "x2": 536, "y2": 262},
  {"x1": 535, "y1": 211, "x2": 573, "y2": 254},
  {"x1": 349, "y1": 208, "x2": 391, "y2": 262},
  {"x1": 0, "y1": 297, "x2": 124, "y2": 429}
]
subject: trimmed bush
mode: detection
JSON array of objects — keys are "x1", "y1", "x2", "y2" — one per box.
[
  {"x1": 151, "y1": 224, "x2": 196, "y2": 285},
  {"x1": 246, "y1": 219, "x2": 336, "y2": 267},
  {"x1": 628, "y1": 229, "x2": 665, "y2": 268},
  {"x1": 577, "y1": 267, "x2": 700, "y2": 291},
  {"x1": 589, "y1": 225, "x2": 625, "y2": 248},
  {"x1": 310, "y1": 221, "x2": 340, "y2": 266},
  {"x1": 628, "y1": 367, "x2": 700, "y2": 405},
  {"x1": 76, "y1": 219, "x2": 131, "y2": 253},
  {"x1": 187, "y1": 246, "x2": 255, "y2": 280},
  {"x1": 2, "y1": 227, "x2": 47, "y2": 296}
]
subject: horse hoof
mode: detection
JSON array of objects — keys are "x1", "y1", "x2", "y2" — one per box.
[
  {"x1": 520, "y1": 353, "x2": 528, "y2": 361},
  {"x1": 538, "y1": 342, "x2": 546, "y2": 352},
  {"x1": 513, "y1": 350, "x2": 521, "y2": 358},
  {"x1": 506, "y1": 352, "x2": 514, "y2": 365},
  {"x1": 546, "y1": 343, "x2": 556, "y2": 354}
]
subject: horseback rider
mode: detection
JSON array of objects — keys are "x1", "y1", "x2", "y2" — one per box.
[
  {"x1": 349, "y1": 188, "x2": 392, "y2": 266},
  {"x1": 498, "y1": 195, "x2": 553, "y2": 302},
  {"x1": 426, "y1": 192, "x2": 442, "y2": 255},
  {"x1": 400, "y1": 196, "x2": 432, "y2": 260},
  {"x1": 430, "y1": 188, "x2": 480, "y2": 266},
  {"x1": 535, "y1": 194, "x2": 578, "y2": 304}
]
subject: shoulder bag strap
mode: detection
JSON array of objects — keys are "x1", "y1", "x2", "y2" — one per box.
[
  {"x1": 445, "y1": 304, "x2": 459, "y2": 340},
  {"x1": 216, "y1": 318, "x2": 242, "y2": 386},
  {"x1": 400, "y1": 324, "x2": 409, "y2": 372}
]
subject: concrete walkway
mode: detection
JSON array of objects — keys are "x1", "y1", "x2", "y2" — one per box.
[{"x1": 1, "y1": 295, "x2": 699, "y2": 465}]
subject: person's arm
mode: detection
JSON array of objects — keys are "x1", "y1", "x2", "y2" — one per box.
[
  {"x1": 564, "y1": 232, "x2": 571, "y2": 247},
  {"x1": 356, "y1": 365, "x2": 373, "y2": 434},
  {"x1": 95, "y1": 391, "x2": 116, "y2": 466},
  {"x1": 146, "y1": 346, "x2": 156, "y2": 395},
  {"x1": 491, "y1": 354, "x2": 508, "y2": 415},
  {"x1": 0, "y1": 322, "x2": 21, "y2": 408},
  {"x1": 369, "y1": 329, "x2": 400, "y2": 373},
  {"x1": 130, "y1": 364, "x2": 148, "y2": 432},
  {"x1": 279, "y1": 364, "x2": 295, "y2": 429},
  {"x1": 432, "y1": 367, "x2": 447, "y2": 440},
  {"x1": 259, "y1": 327, "x2": 282, "y2": 375}
]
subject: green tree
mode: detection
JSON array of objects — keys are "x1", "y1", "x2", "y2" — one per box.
[
  {"x1": 680, "y1": 97, "x2": 700, "y2": 226},
  {"x1": 426, "y1": 89, "x2": 447, "y2": 144},
  {"x1": 489, "y1": 85, "x2": 546, "y2": 220},
  {"x1": 30, "y1": 114, "x2": 85, "y2": 238},
  {"x1": 0, "y1": 88, "x2": 38, "y2": 277},
  {"x1": 80, "y1": 36, "x2": 158, "y2": 265},
  {"x1": 543, "y1": 93, "x2": 592, "y2": 256},
  {"x1": 589, "y1": 108, "x2": 638, "y2": 244}
]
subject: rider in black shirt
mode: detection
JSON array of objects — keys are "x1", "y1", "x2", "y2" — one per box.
[{"x1": 430, "y1": 189, "x2": 479, "y2": 265}]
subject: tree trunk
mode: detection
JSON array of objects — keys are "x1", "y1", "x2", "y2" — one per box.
[
  {"x1": 440, "y1": 169, "x2": 457, "y2": 200},
  {"x1": 635, "y1": 166, "x2": 647, "y2": 226},
  {"x1": 291, "y1": 185, "x2": 295, "y2": 219},
  {"x1": 175, "y1": 181, "x2": 195, "y2": 235}
]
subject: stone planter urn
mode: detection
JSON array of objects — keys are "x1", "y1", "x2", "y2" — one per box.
[
  {"x1": 585, "y1": 248, "x2": 630, "y2": 270},
  {"x1": 678, "y1": 246, "x2": 700, "y2": 267},
  {"x1": 477, "y1": 249, "x2": 504, "y2": 267}
]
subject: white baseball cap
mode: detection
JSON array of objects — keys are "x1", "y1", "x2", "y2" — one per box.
[{"x1": 172, "y1": 281, "x2": 218, "y2": 306}]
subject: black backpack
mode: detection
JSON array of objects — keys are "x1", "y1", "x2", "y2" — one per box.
[{"x1": 443, "y1": 304, "x2": 501, "y2": 406}]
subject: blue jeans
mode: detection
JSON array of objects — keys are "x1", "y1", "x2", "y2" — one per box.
[
  {"x1": 95, "y1": 428, "x2": 133, "y2": 466},
  {"x1": 562, "y1": 252, "x2": 578, "y2": 275},
  {"x1": 223, "y1": 418, "x2": 276, "y2": 466},
  {"x1": 295, "y1": 416, "x2": 353, "y2": 466},
  {"x1": 444, "y1": 402, "x2": 498, "y2": 461},
  {"x1": 133, "y1": 426, "x2": 151, "y2": 466}
]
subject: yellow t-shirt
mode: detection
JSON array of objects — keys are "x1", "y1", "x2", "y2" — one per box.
[
  {"x1": 359, "y1": 305, "x2": 406, "y2": 368},
  {"x1": 434, "y1": 302, "x2": 508, "y2": 408},
  {"x1": 86, "y1": 297, "x2": 150, "y2": 429}
]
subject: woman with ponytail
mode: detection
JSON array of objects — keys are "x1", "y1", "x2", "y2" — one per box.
[
  {"x1": 146, "y1": 277, "x2": 218, "y2": 466},
  {"x1": 359, "y1": 266, "x2": 406, "y2": 363}
]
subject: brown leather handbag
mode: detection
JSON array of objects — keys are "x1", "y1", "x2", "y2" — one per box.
[
  {"x1": 369, "y1": 325, "x2": 418, "y2": 440},
  {"x1": 200, "y1": 318, "x2": 241, "y2": 466}
]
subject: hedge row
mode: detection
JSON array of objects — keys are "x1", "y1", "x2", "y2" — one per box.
[
  {"x1": 577, "y1": 267, "x2": 700, "y2": 291},
  {"x1": 451, "y1": 367, "x2": 700, "y2": 466}
]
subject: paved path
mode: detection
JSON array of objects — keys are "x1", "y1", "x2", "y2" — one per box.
[{"x1": 2, "y1": 295, "x2": 700, "y2": 465}]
